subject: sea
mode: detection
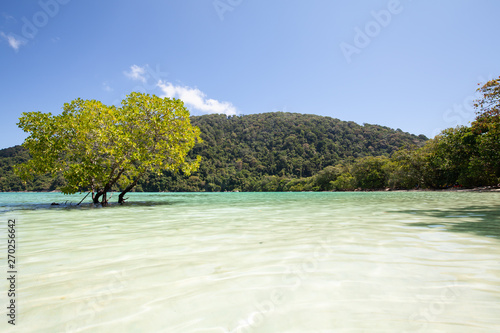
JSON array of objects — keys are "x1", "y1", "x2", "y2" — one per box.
[{"x1": 0, "y1": 191, "x2": 499, "y2": 332}]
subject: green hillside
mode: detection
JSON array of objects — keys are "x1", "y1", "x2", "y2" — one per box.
[
  {"x1": 0, "y1": 112, "x2": 427, "y2": 192},
  {"x1": 0, "y1": 145, "x2": 65, "y2": 191},
  {"x1": 141, "y1": 112, "x2": 427, "y2": 192}
]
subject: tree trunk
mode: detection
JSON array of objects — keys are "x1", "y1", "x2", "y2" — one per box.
[
  {"x1": 102, "y1": 192, "x2": 108, "y2": 206},
  {"x1": 93, "y1": 190, "x2": 103, "y2": 204},
  {"x1": 91, "y1": 168, "x2": 126, "y2": 206},
  {"x1": 92, "y1": 190, "x2": 108, "y2": 205},
  {"x1": 118, "y1": 173, "x2": 144, "y2": 204},
  {"x1": 118, "y1": 184, "x2": 133, "y2": 204}
]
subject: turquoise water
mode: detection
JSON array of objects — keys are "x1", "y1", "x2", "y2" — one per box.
[{"x1": 0, "y1": 192, "x2": 500, "y2": 332}]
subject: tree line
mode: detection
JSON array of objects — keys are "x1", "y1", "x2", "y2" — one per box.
[
  {"x1": 1, "y1": 76, "x2": 498, "y2": 195},
  {"x1": 1, "y1": 110, "x2": 426, "y2": 194}
]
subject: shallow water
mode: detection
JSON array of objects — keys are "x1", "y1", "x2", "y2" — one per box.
[{"x1": 0, "y1": 192, "x2": 500, "y2": 332}]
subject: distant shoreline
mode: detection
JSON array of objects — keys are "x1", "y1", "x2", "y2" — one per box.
[
  {"x1": 387, "y1": 186, "x2": 500, "y2": 193},
  {"x1": 2, "y1": 186, "x2": 500, "y2": 194}
]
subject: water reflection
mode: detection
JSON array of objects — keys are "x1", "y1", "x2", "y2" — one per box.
[{"x1": 399, "y1": 205, "x2": 500, "y2": 238}]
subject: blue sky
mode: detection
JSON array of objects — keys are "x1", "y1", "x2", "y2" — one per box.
[{"x1": 1, "y1": 0, "x2": 499, "y2": 149}]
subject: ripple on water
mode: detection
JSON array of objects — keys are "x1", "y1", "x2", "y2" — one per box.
[{"x1": 1, "y1": 192, "x2": 499, "y2": 332}]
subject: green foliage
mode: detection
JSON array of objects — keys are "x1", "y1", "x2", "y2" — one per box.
[
  {"x1": 3, "y1": 111, "x2": 425, "y2": 193},
  {"x1": 388, "y1": 145, "x2": 425, "y2": 189},
  {"x1": 14, "y1": 92, "x2": 201, "y2": 203},
  {"x1": 313, "y1": 166, "x2": 340, "y2": 191},
  {"x1": 474, "y1": 76, "x2": 500, "y2": 124},
  {"x1": 350, "y1": 156, "x2": 390, "y2": 189},
  {"x1": 0, "y1": 145, "x2": 60, "y2": 191},
  {"x1": 137, "y1": 112, "x2": 426, "y2": 192},
  {"x1": 331, "y1": 173, "x2": 356, "y2": 191},
  {"x1": 2, "y1": 111, "x2": 429, "y2": 193},
  {"x1": 471, "y1": 77, "x2": 500, "y2": 182},
  {"x1": 388, "y1": 77, "x2": 500, "y2": 189}
]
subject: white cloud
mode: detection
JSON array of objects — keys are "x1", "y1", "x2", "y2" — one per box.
[
  {"x1": 124, "y1": 65, "x2": 147, "y2": 83},
  {"x1": 1, "y1": 32, "x2": 26, "y2": 51},
  {"x1": 157, "y1": 80, "x2": 238, "y2": 115}
]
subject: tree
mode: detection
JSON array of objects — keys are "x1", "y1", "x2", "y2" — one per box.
[
  {"x1": 15, "y1": 92, "x2": 201, "y2": 204},
  {"x1": 331, "y1": 173, "x2": 356, "y2": 191},
  {"x1": 389, "y1": 145, "x2": 425, "y2": 189},
  {"x1": 472, "y1": 76, "x2": 500, "y2": 182},
  {"x1": 114, "y1": 93, "x2": 201, "y2": 203},
  {"x1": 388, "y1": 76, "x2": 500, "y2": 189},
  {"x1": 474, "y1": 76, "x2": 500, "y2": 124},
  {"x1": 350, "y1": 156, "x2": 390, "y2": 189},
  {"x1": 313, "y1": 165, "x2": 340, "y2": 191}
]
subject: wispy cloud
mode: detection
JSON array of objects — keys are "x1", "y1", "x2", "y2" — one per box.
[
  {"x1": 1, "y1": 32, "x2": 26, "y2": 51},
  {"x1": 157, "y1": 80, "x2": 238, "y2": 115},
  {"x1": 2, "y1": 13, "x2": 16, "y2": 23},
  {"x1": 102, "y1": 81, "x2": 113, "y2": 92},
  {"x1": 124, "y1": 65, "x2": 147, "y2": 83}
]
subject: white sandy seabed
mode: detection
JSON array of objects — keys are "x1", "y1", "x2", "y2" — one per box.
[{"x1": 0, "y1": 191, "x2": 499, "y2": 332}]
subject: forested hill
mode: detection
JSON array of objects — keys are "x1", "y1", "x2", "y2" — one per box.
[
  {"x1": 143, "y1": 112, "x2": 427, "y2": 191},
  {"x1": 0, "y1": 112, "x2": 427, "y2": 192}
]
